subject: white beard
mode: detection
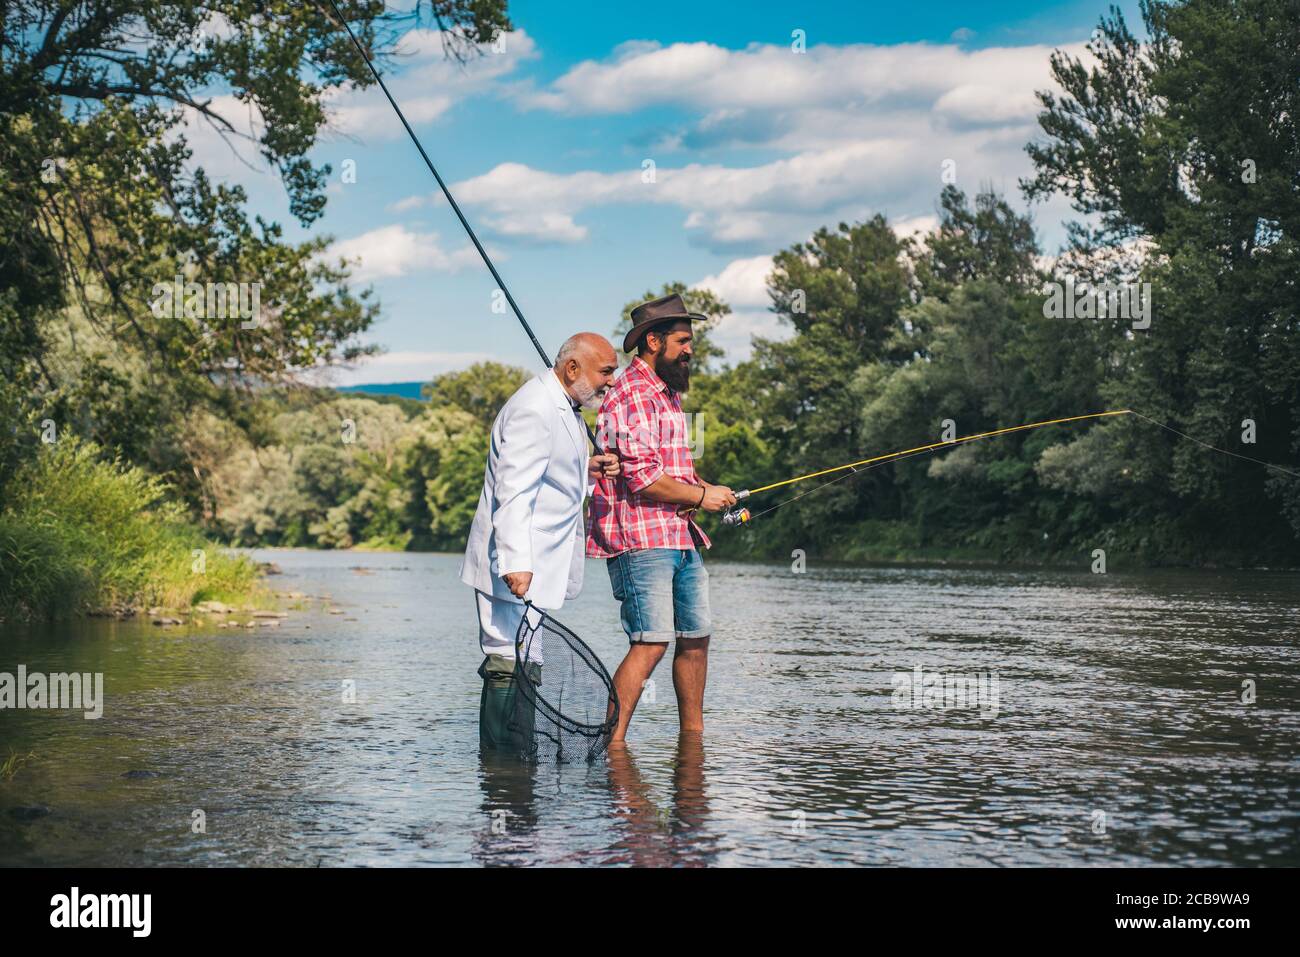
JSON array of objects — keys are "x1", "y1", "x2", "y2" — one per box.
[{"x1": 571, "y1": 377, "x2": 604, "y2": 411}]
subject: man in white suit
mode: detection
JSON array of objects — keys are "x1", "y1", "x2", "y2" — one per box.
[{"x1": 460, "y1": 332, "x2": 620, "y2": 750}]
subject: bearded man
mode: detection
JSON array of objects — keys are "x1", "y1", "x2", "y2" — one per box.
[{"x1": 587, "y1": 295, "x2": 737, "y2": 742}]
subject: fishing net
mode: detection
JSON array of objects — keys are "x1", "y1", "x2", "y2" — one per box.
[{"x1": 510, "y1": 603, "x2": 618, "y2": 764}]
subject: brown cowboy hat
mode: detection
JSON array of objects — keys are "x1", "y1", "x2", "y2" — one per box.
[{"x1": 622, "y1": 293, "x2": 707, "y2": 354}]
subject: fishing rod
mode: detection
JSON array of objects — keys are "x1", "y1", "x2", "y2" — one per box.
[
  {"x1": 318, "y1": 0, "x2": 598, "y2": 448},
  {"x1": 315, "y1": 7, "x2": 1300, "y2": 517},
  {"x1": 720, "y1": 409, "x2": 1133, "y2": 526},
  {"x1": 719, "y1": 408, "x2": 1300, "y2": 526}
]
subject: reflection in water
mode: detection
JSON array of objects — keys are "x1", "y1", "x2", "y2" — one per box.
[
  {"x1": 1, "y1": 549, "x2": 1296, "y2": 866},
  {"x1": 474, "y1": 752, "x2": 540, "y2": 866},
  {"x1": 599, "y1": 733, "x2": 715, "y2": 866}
]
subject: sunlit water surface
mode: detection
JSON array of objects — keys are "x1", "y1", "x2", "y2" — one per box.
[{"x1": 2, "y1": 549, "x2": 1296, "y2": 866}]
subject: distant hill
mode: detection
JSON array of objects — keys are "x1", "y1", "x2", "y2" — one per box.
[{"x1": 335, "y1": 381, "x2": 427, "y2": 401}]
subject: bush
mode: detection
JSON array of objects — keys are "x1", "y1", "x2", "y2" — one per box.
[{"x1": 0, "y1": 439, "x2": 259, "y2": 620}]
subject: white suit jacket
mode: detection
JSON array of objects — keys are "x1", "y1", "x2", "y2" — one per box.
[{"x1": 458, "y1": 370, "x2": 591, "y2": 609}]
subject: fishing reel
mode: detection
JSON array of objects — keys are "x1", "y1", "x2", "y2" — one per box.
[
  {"x1": 721, "y1": 506, "x2": 751, "y2": 526},
  {"x1": 720, "y1": 489, "x2": 751, "y2": 527}
]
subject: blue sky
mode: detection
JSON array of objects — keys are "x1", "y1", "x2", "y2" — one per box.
[{"x1": 189, "y1": 1, "x2": 1141, "y2": 383}]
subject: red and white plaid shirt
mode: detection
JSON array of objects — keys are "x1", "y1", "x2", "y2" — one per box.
[{"x1": 587, "y1": 356, "x2": 710, "y2": 558}]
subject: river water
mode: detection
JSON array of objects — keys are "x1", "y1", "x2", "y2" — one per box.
[{"x1": 1, "y1": 549, "x2": 1296, "y2": 866}]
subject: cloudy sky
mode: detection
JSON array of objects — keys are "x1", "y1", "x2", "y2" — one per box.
[{"x1": 191, "y1": 0, "x2": 1140, "y2": 384}]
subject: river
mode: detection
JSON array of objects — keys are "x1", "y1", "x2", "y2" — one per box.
[{"x1": 1, "y1": 549, "x2": 1296, "y2": 866}]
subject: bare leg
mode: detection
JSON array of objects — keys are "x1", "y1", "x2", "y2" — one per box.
[
  {"x1": 611, "y1": 642, "x2": 668, "y2": 742},
  {"x1": 672, "y1": 636, "x2": 709, "y2": 733}
]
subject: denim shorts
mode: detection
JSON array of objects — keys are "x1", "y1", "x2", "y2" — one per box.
[{"x1": 606, "y1": 548, "x2": 711, "y2": 643}]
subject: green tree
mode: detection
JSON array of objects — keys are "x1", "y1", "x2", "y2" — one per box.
[
  {"x1": 424, "y1": 361, "x2": 530, "y2": 428},
  {"x1": 1, "y1": 0, "x2": 510, "y2": 508},
  {"x1": 1022, "y1": 0, "x2": 1300, "y2": 555}
]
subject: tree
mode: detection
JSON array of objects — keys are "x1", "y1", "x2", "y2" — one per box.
[
  {"x1": 0, "y1": 0, "x2": 510, "y2": 507},
  {"x1": 423, "y1": 361, "x2": 530, "y2": 429},
  {"x1": 915, "y1": 185, "x2": 1042, "y2": 301},
  {"x1": 1022, "y1": 0, "x2": 1300, "y2": 553},
  {"x1": 769, "y1": 215, "x2": 915, "y2": 362}
]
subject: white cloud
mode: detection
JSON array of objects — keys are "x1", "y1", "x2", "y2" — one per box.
[
  {"x1": 327, "y1": 94, "x2": 454, "y2": 139},
  {"x1": 932, "y1": 83, "x2": 1041, "y2": 129},
  {"x1": 693, "y1": 255, "x2": 773, "y2": 308},
  {"x1": 326, "y1": 224, "x2": 482, "y2": 281},
  {"x1": 516, "y1": 39, "x2": 1068, "y2": 125},
  {"x1": 891, "y1": 215, "x2": 940, "y2": 239},
  {"x1": 706, "y1": 306, "x2": 789, "y2": 360},
  {"x1": 691, "y1": 255, "x2": 788, "y2": 359},
  {"x1": 323, "y1": 29, "x2": 539, "y2": 140},
  {"x1": 487, "y1": 210, "x2": 588, "y2": 244},
  {"x1": 458, "y1": 39, "x2": 1088, "y2": 252},
  {"x1": 175, "y1": 94, "x2": 270, "y2": 183},
  {"x1": 388, "y1": 193, "x2": 434, "y2": 214},
  {"x1": 453, "y1": 140, "x2": 934, "y2": 251}
]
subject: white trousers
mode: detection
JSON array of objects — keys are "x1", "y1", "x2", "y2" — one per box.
[{"x1": 474, "y1": 590, "x2": 545, "y2": 664}]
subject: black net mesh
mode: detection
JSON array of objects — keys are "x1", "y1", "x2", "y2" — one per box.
[{"x1": 510, "y1": 603, "x2": 618, "y2": 764}]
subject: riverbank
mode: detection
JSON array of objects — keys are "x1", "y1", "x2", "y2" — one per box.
[
  {"x1": 0, "y1": 440, "x2": 263, "y2": 623},
  {"x1": 3, "y1": 435, "x2": 1290, "y2": 628},
  {"x1": 211, "y1": 535, "x2": 1300, "y2": 574}
]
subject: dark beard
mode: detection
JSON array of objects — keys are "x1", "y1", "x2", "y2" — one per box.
[{"x1": 655, "y1": 353, "x2": 691, "y2": 392}]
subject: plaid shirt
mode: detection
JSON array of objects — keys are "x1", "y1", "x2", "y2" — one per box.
[{"x1": 587, "y1": 356, "x2": 711, "y2": 557}]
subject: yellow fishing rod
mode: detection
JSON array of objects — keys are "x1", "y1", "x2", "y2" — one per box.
[{"x1": 720, "y1": 409, "x2": 1134, "y2": 526}]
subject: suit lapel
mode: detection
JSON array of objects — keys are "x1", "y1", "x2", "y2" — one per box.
[
  {"x1": 562, "y1": 408, "x2": 585, "y2": 461},
  {"x1": 541, "y1": 371, "x2": 587, "y2": 464}
]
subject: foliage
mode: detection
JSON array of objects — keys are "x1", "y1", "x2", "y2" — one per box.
[
  {"x1": 0, "y1": 439, "x2": 259, "y2": 620},
  {"x1": 3, "y1": 0, "x2": 1293, "y2": 579},
  {"x1": 208, "y1": 365, "x2": 525, "y2": 551},
  {"x1": 0, "y1": 0, "x2": 510, "y2": 507}
]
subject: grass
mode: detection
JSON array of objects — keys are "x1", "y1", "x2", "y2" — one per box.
[
  {"x1": 1, "y1": 750, "x2": 36, "y2": 782},
  {"x1": 0, "y1": 439, "x2": 261, "y2": 621},
  {"x1": 352, "y1": 530, "x2": 413, "y2": 551}
]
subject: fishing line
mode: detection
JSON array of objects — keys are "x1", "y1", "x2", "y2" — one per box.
[
  {"x1": 1126, "y1": 411, "x2": 1300, "y2": 480},
  {"x1": 723, "y1": 410, "x2": 1132, "y2": 525},
  {"x1": 726, "y1": 408, "x2": 1300, "y2": 526},
  {"x1": 745, "y1": 444, "x2": 957, "y2": 522},
  {"x1": 318, "y1": 0, "x2": 598, "y2": 448},
  {"x1": 750, "y1": 410, "x2": 1133, "y2": 496},
  {"x1": 320, "y1": 5, "x2": 620, "y2": 760}
]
